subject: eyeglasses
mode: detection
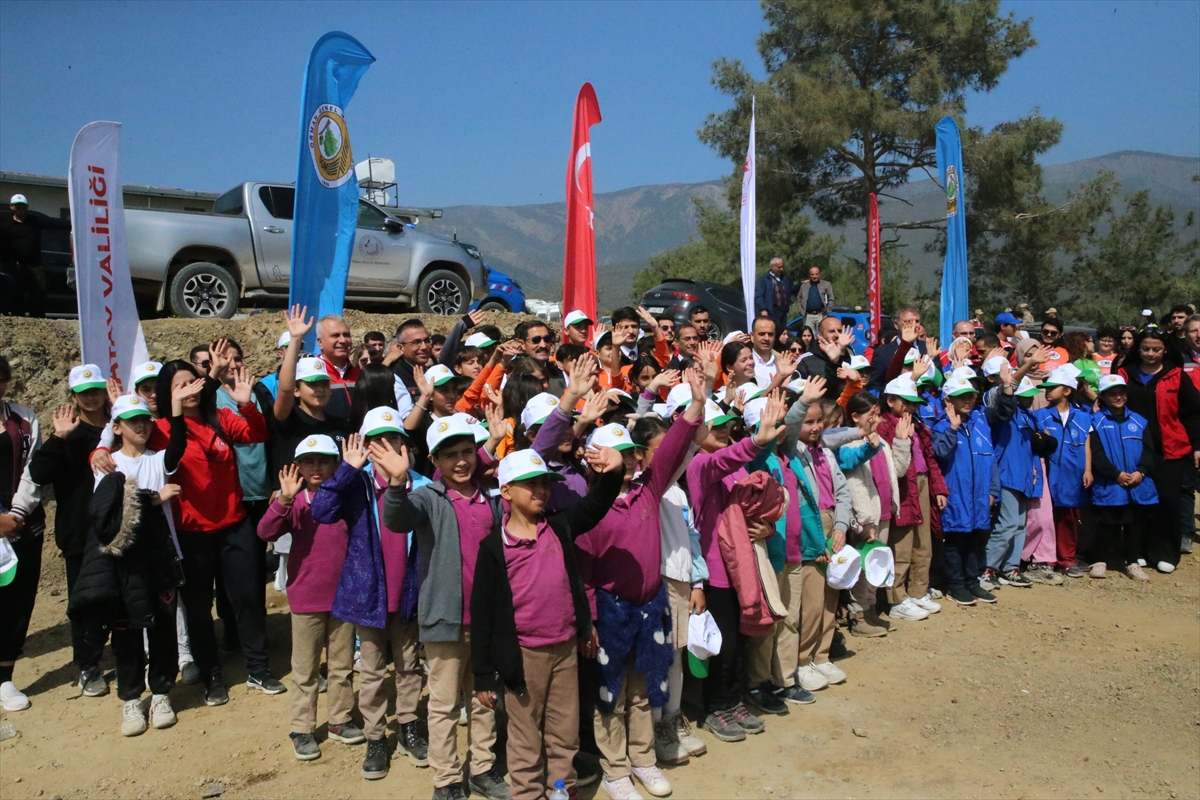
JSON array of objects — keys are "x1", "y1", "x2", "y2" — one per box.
[
  {"x1": 192, "y1": 359, "x2": 211, "y2": 370},
  {"x1": 1040, "y1": 329, "x2": 1059, "y2": 338},
  {"x1": 527, "y1": 335, "x2": 556, "y2": 345},
  {"x1": 403, "y1": 337, "x2": 433, "y2": 346}
]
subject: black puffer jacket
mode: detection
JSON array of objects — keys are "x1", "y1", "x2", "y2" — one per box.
[
  {"x1": 66, "y1": 473, "x2": 182, "y2": 628},
  {"x1": 27, "y1": 422, "x2": 103, "y2": 557}
]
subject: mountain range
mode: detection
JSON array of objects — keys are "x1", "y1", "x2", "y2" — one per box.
[{"x1": 423, "y1": 151, "x2": 1199, "y2": 309}]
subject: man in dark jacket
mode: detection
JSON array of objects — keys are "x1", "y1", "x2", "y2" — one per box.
[
  {"x1": 868, "y1": 305, "x2": 927, "y2": 394},
  {"x1": 798, "y1": 315, "x2": 854, "y2": 396},
  {"x1": 754, "y1": 257, "x2": 797, "y2": 331},
  {"x1": 0, "y1": 194, "x2": 71, "y2": 317}
]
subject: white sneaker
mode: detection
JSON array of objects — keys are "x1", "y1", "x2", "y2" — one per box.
[
  {"x1": 928, "y1": 587, "x2": 945, "y2": 600},
  {"x1": 889, "y1": 598, "x2": 930, "y2": 621},
  {"x1": 150, "y1": 694, "x2": 177, "y2": 729},
  {"x1": 632, "y1": 765, "x2": 672, "y2": 797},
  {"x1": 813, "y1": 661, "x2": 847, "y2": 685},
  {"x1": 795, "y1": 663, "x2": 829, "y2": 691},
  {"x1": 0, "y1": 681, "x2": 30, "y2": 711},
  {"x1": 1136, "y1": 558, "x2": 1147, "y2": 567},
  {"x1": 912, "y1": 593, "x2": 942, "y2": 614},
  {"x1": 602, "y1": 776, "x2": 646, "y2": 800},
  {"x1": 121, "y1": 698, "x2": 147, "y2": 737},
  {"x1": 1156, "y1": 561, "x2": 1176, "y2": 574}
]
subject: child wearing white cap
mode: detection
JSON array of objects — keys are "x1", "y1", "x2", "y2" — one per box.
[
  {"x1": 258, "y1": 435, "x2": 363, "y2": 762},
  {"x1": 1032, "y1": 368, "x2": 1093, "y2": 578}
]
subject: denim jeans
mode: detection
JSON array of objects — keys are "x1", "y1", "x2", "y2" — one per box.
[
  {"x1": 944, "y1": 531, "x2": 984, "y2": 591},
  {"x1": 987, "y1": 488, "x2": 1027, "y2": 572}
]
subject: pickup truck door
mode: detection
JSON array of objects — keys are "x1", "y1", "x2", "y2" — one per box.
[
  {"x1": 348, "y1": 201, "x2": 412, "y2": 294},
  {"x1": 249, "y1": 185, "x2": 294, "y2": 289}
]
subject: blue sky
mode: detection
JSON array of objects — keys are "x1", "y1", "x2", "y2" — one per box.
[{"x1": 1, "y1": 0, "x2": 1196, "y2": 207}]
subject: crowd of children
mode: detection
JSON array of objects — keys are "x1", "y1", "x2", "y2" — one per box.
[{"x1": 0, "y1": 302, "x2": 1197, "y2": 800}]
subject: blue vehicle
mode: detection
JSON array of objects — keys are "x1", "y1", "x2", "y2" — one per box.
[
  {"x1": 786, "y1": 306, "x2": 891, "y2": 355},
  {"x1": 470, "y1": 266, "x2": 526, "y2": 314}
]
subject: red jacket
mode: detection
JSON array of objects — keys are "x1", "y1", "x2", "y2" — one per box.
[
  {"x1": 1119, "y1": 366, "x2": 1200, "y2": 460},
  {"x1": 717, "y1": 471, "x2": 787, "y2": 637},
  {"x1": 877, "y1": 411, "x2": 949, "y2": 527}
]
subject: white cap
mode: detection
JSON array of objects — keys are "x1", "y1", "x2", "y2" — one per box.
[
  {"x1": 859, "y1": 540, "x2": 894, "y2": 588},
  {"x1": 883, "y1": 375, "x2": 921, "y2": 403},
  {"x1": 903, "y1": 348, "x2": 918, "y2": 365},
  {"x1": 563, "y1": 310, "x2": 593, "y2": 328},
  {"x1": 1058, "y1": 363, "x2": 1082, "y2": 379},
  {"x1": 1015, "y1": 376, "x2": 1042, "y2": 397},
  {"x1": 663, "y1": 383, "x2": 694, "y2": 416},
  {"x1": 704, "y1": 399, "x2": 739, "y2": 427},
  {"x1": 1041, "y1": 366, "x2": 1078, "y2": 389},
  {"x1": 1098, "y1": 374, "x2": 1127, "y2": 393},
  {"x1": 737, "y1": 381, "x2": 768, "y2": 404},
  {"x1": 982, "y1": 355, "x2": 1008, "y2": 377},
  {"x1": 824, "y1": 544, "x2": 862, "y2": 590},
  {"x1": 294, "y1": 434, "x2": 339, "y2": 459},
  {"x1": 132, "y1": 361, "x2": 162, "y2": 386},
  {"x1": 69, "y1": 364, "x2": 107, "y2": 392},
  {"x1": 277, "y1": 331, "x2": 291, "y2": 349},
  {"x1": 521, "y1": 392, "x2": 561, "y2": 430},
  {"x1": 722, "y1": 330, "x2": 745, "y2": 345},
  {"x1": 687, "y1": 610, "x2": 723, "y2": 660},
  {"x1": 497, "y1": 449, "x2": 565, "y2": 487},
  {"x1": 586, "y1": 422, "x2": 639, "y2": 451},
  {"x1": 650, "y1": 402, "x2": 670, "y2": 417},
  {"x1": 296, "y1": 357, "x2": 331, "y2": 383},
  {"x1": 1141, "y1": 309, "x2": 1153, "y2": 317},
  {"x1": 111, "y1": 394, "x2": 152, "y2": 420},
  {"x1": 950, "y1": 366, "x2": 978, "y2": 382},
  {"x1": 450, "y1": 412, "x2": 489, "y2": 444},
  {"x1": 425, "y1": 364, "x2": 467, "y2": 388},
  {"x1": 426, "y1": 414, "x2": 477, "y2": 454},
  {"x1": 943, "y1": 374, "x2": 979, "y2": 397},
  {"x1": 786, "y1": 376, "x2": 808, "y2": 395},
  {"x1": 464, "y1": 331, "x2": 497, "y2": 349},
  {"x1": 359, "y1": 406, "x2": 404, "y2": 438},
  {"x1": 9, "y1": 194, "x2": 27, "y2": 205},
  {"x1": 742, "y1": 396, "x2": 770, "y2": 430},
  {"x1": 848, "y1": 354, "x2": 870, "y2": 371}
]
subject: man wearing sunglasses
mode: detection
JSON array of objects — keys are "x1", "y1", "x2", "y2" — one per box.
[
  {"x1": 1039, "y1": 319, "x2": 1069, "y2": 366},
  {"x1": 515, "y1": 319, "x2": 567, "y2": 395}
]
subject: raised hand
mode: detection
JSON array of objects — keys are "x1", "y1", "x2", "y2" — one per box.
[
  {"x1": 584, "y1": 444, "x2": 624, "y2": 474},
  {"x1": 752, "y1": 392, "x2": 787, "y2": 446},
  {"x1": 894, "y1": 412, "x2": 914, "y2": 440},
  {"x1": 900, "y1": 319, "x2": 919, "y2": 344},
  {"x1": 837, "y1": 327, "x2": 855, "y2": 349},
  {"x1": 836, "y1": 365, "x2": 857, "y2": 382},
  {"x1": 800, "y1": 374, "x2": 827, "y2": 404},
  {"x1": 106, "y1": 377, "x2": 124, "y2": 405},
  {"x1": 482, "y1": 383, "x2": 503, "y2": 413},
  {"x1": 998, "y1": 361, "x2": 1013, "y2": 389},
  {"x1": 52, "y1": 404, "x2": 79, "y2": 438},
  {"x1": 277, "y1": 465, "x2": 304, "y2": 502},
  {"x1": 468, "y1": 308, "x2": 487, "y2": 328},
  {"x1": 228, "y1": 366, "x2": 256, "y2": 405},
  {"x1": 577, "y1": 390, "x2": 612, "y2": 426},
  {"x1": 684, "y1": 367, "x2": 706, "y2": 406},
  {"x1": 648, "y1": 369, "x2": 680, "y2": 394},
  {"x1": 368, "y1": 437, "x2": 410, "y2": 485},
  {"x1": 911, "y1": 354, "x2": 930, "y2": 382},
  {"x1": 775, "y1": 351, "x2": 797, "y2": 379},
  {"x1": 412, "y1": 366, "x2": 432, "y2": 400},
  {"x1": 482, "y1": 401, "x2": 508, "y2": 453},
  {"x1": 286, "y1": 304, "x2": 313, "y2": 340},
  {"x1": 636, "y1": 305, "x2": 661, "y2": 332},
  {"x1": 945, "y1": 402, "x2": 962, "y2": 430},
  {"x1": 342, "y1": 433, "x2": 369, "y2": 469},
  {"x1": 564, "y1": 352, "x2": 599, "y2": 405},
  {"x1": 208, "y1": 338, "x2": 232, "y2": 379}
]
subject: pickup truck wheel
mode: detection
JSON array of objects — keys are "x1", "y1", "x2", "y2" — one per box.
[
  {"x1": 477, "y1": 299, "x2": 509, "y2": 313},
  {"x1": 170, "y1": 262, "x2": 238, "y2": 319},
  {"x1": 417, "y1": 269, "x2": 468, "y2": 316}
]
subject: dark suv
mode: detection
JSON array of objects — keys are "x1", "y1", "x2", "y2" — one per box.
[{"x1": 639, "y1": 279, "x2": 748, "y2": 341}]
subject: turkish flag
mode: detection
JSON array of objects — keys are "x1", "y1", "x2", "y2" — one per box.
[{"x1": 562, "y1": 83, "x2": 602, "y2": 323}]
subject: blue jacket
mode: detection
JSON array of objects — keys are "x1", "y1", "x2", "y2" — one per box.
[
  {"x1": 917, "y1": 392, "x2": 944, "y2": 428},
  {"x1": 1033, "y1": 404, "x2": 1091, "y2": 509},
  {"x1": 932, "y1": 406, "x2": 1000, "y2": 533},
  {"x1": 1090, "y1": 407, "x2": 1158, "y2": 507},
  {"x1": 992, "y1": 406, "x2": 1043, "y2": 497}
]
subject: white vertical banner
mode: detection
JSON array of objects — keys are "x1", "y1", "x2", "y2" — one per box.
[
  {"x1": 739, "y1": 96, "x2": 756, "y2": 333},
  {"x1": 67, "y1": 122, "x2": 148, "y2": 387}
]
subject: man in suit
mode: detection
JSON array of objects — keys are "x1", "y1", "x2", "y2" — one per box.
[
  {"x1": 754, "y1": 257, "x2": 797, "y2": 331},
  {"x1": 867, "y1": 305, "x2": 927, "y2": 393}
]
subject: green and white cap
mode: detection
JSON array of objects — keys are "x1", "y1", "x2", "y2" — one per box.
[
  {"x1": 450, "y1": 412, "x2": 489, "y2": 444},
  {"x1": 296, "y1": 357, "x2": 331, "y2": 383},
  {"x1": 294, "y1": 434, "x2": 339, "y2": 459},
  {"x1": 982, "y1": 355, "x2": 1008, "y2": 377},
  {"x1": 883, "y1": 375, "x2": 922, "y2": 403},
  {"x1": 111, "y1": 394, "x2": 152, "y2": 420},
  {"x1": 742, "y1": 396, "x2": 770, "y2": 431},
  {"x1": 0, "y1": 538, "x2": 17, "y2": 587},
  {"x1": 848, "y1": 354, "x2": 871, "y2": 371},
  {"x1": 425, "y1": 364, "x2": 468, "y2": 387},
  {"x1": 857, "y1": 540, "x2": 895, "y2": 588},
  {"x1": 943, "y1": 374, "x2": 979, "y2": 397},
  {"x1": 903, "y1": 348, "x2": 919, "y2": 365},
  {"x1": 360, "y1": 406, "x2": 404, "y2": 438},
  {"x1": 277, "y1": 331, "x2": 291, "y2": 349},
  {"x1": 132, "y1": 361, "x2": 162, "y2": 386},
  {"x1": 498, "y1": 449, "x2": 565, "y2": 487},
  {"x1": 69, "y1": 364, "x2": 106, "y2": 393},
  {"x1": 823, "y1": 542, "x2": 862, "y2": 590},
  {"x1": 1098, "y1": 374, "x2": 1127, "y2": 393},
  {"x1": 1040, "y1": 366, "x2": 1078, "y2": 389},
  {"x1": 521, "y1": 392, "x2": 561, "y2": 430},
  {"x1": 586, "y1": 422, "x2": 640, "y2": 451},
  {"x1": 426, "y1": 414, "x2": 477, "y2": 454},
  {"x1": 662, "y1": 383, "x2": 694, "y2": 417},
  {"x1": 704, "y1": 399, "x2": 739, "y2": 427},
  {"x1": 563, "y1": 310, "x2": 593, "y2": 328},
  {"x1": 465, "y1": 331, "x2": 497, "y2": 349},
  {"x1": 786, "y1": 376, "x2": 808, "y2": 395},
  {"x1": 1015, "y1": 376, "x2": 1042, "y2": 398}
]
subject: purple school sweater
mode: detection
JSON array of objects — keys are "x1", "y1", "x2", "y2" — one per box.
[
  {"x1": 258, "y1": 491, "x2": 349, "y2": 614},
  {"x1": 531, "y1": 406, "x2": 590, "y2": 513},
  {"x1": 686, "y1": 437, "x2": 764, "y2": 589}
]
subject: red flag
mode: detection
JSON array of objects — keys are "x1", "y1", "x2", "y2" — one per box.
[
  {"x1": 562, "y1": 83, "x2": 602, "y2": 323},
  {"x1": 867, "y1": 192, "x2": 882, "y2": 337}
]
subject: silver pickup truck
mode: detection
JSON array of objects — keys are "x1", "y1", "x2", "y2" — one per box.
[{"x1": 126, "y1": 182, "x2": 488, "y2": 318}]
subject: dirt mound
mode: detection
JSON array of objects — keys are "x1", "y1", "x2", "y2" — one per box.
[{"x1": 1, "y1": 310, "x2": 542, "y2": 422}]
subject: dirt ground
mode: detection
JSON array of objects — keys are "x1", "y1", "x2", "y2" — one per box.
[{"x1": 1, "y1": 314, "x2": 1198, "y2": 799}]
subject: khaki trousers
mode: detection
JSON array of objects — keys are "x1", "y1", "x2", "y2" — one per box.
[
  {"x1": 289, "y1": 612, "x2": 354, "y2": 734},
  {"x1": 358, "y1": 613, "x2": 424, "y2": 740},
  {"x1": 594, "y1": 664, "x2": 655, "y2": 782},
  {"x1": 426, "y1": 627, "x2": 497, "y2": 788},
  {"x1": 766, "y1": 561, "x2": 805, "y2": 687},
  {"x1": 797, "y1": 563, "x2": 837, "y2": 667},
  {"x1": 888, "y1": 474, "x2": 932, "y2": 604},
  {"x1": 506, "y1": 640, "x2": 580, "y2": 800}
]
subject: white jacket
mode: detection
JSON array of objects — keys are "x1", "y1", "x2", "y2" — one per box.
[{"x1": 839, "y1": 435, "x2": 910, "y2": 527}]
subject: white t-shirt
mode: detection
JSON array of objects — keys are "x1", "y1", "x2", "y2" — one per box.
[{"x1": 96, "y1": 449, "x2": 179, "y2": 553}]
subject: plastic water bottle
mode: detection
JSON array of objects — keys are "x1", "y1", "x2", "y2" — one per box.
[
  {"x1": 549, "y1": 780, "x2": 569, "y2": 800},
  {"x1": 0, "y1": 722, "x2": 17, "y2": 742}
]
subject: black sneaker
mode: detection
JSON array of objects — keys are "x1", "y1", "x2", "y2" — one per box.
[
  {"x1": 998, "y1": 569, "x2": 1032, "y2": 587},
  {"x1": 777, "y1": 685, "x2": 816, "y2": 705},
  {"x1": 829, "y1": 630, "x2": 847, "y2": 660},
  {"x1": 290, "y1": 732, "x2": 321, "y2": 761},
  {"x1": 970, "y1": 586, "x2": 998, "y2": 603},
  {"x1": 328, "y1": 721, "x2": 366, "y2": 745},
  {"x1": 432, "y1": 784, "x2": 468, "y2": 799},
  {"x1": 702, "y1": 709, "x2": 746, "y2": 742},
  {"x1": 180, "y1": 661, "x2": 201, "y2": 685},
  {"x1": 1065, "y1": 564, "x2": 1086, "y2": 578},
  {"x1": 729, "y1": 701, "x2": 765, "y2": 734},
  {"x1": 467, "y1": 766, "x2": 512, "y2": 800},
  {"x1": 746, "y1": 683, "x2": 788, "y2": 716},
  {"x1": 246, "y1": 673, "x2": 287, "y2": 695},
  {"x1": 79, "y1": 668, "x2": 108, "y2": 697},
  {"x1": 949, "y1": 588, "x2": 977, "y2": 606},
  {"x1": 361, "y1": 737, "x2": 389, "y2": 780},
  {"x1": 573, "y1": 754, "x2": 599, "y2": 787},
  {"x1": 397, "y1": 720, "x2": 429, "y2": 766},
  {"x1": 204, "y1": 674, "x2": 230, "y2": 706}
]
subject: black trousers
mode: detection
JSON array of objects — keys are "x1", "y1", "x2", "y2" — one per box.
[
  {"x1": 943, "y1": 531, "x2": 984, "y2": 591},
  {"x1": 0, "y1": 533, "x2": 43, "y2": 662},
  {"x1": 113, "y1": 601, "x2": 178, "y2": 701},
  {"x1": 177, "y1": 518, "x2": 269, "y2": 679},
  {"x1": 65, "y1": 553, "x2": 111, "y2": 671},
  {"x1": 702, "y1": 584, "x2": 742, "y2": 713},
  {"x1": 1094, "y1": 504, "x2": 1153, "y2": 569},
  {"x1": 0, "y1": 262, "x2": 46, "y2": 318},
  {"x1": 1147, "y1": 459, "x2": 1188, "y2": 567}
]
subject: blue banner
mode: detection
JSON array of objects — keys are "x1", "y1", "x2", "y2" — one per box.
[
  {"x1": 289, "y1": 32, "x2": 375, "y2": 350},
  {"x1": 935, "y1": 116, "x2": 967, "y2": 341}
]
